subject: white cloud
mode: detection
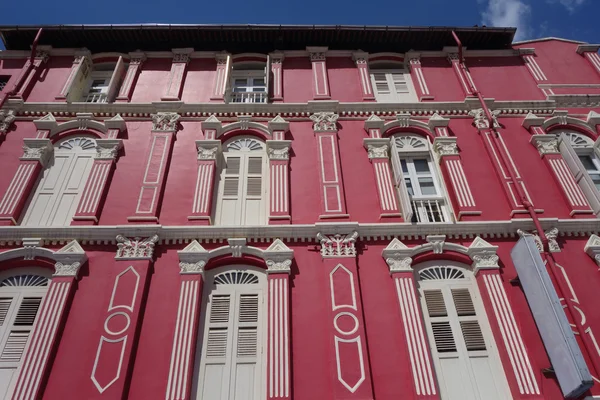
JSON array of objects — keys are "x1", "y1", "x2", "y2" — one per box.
[
  {"x1": 548, "y1": 0, "x2": 586, "y2": 13},
  {"x1": 481, "y1": 0, "x2": 532, "y2": 41}
]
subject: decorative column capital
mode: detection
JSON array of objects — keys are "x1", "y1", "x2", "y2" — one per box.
[
  {"x1": 52, "y1": 240, "x2": 87, "y2": 277},
  {"x1": 95, "y1": 139, "x2": 123, "y2": 160},
  {"x1": 21, "y1": 138, "x2": 53, "y2": 167},
  {"x1": 310, "y1": 112, "x2": 339, "y2": 132},
  {"x1": 530, "y1": 134, "x2": 560, "y2": 156},
  {"x1": 115, "y1": 235, "x2": 159, "y2": 260},
  {"x1": 382, "y1": 238, "x2": 413, "y2": 273},
  {"x1": 196, "y1": 139, "x2": 222, "y2": 160},
  {"x1": 576, "y1": 44, "x2": 600, "y2": 55},
  {"x1": 268, "y1": 115, "x2": 289, "y2": 133},
  {"x1": 178, "y1": 240, "x2": 209, "y2": 275},
  {"x1": 522, "y1": 112, "x2": 545, "y2": 129},
  {"x1": 172, "y1": 48, "x2": 193, "y2": 63},
  {"x1": 201, "y1": 114, "x2": 223, "y2": 136},
  {"x1": 263, "y1": 239, "x2": 294, "y2": 274},
  {"x1": 428, "y1": 112, "x2": 450, "y2": 130},
  {"x1": 128, "y1": 51, "x2": 146, "y2": 65},
  {"x1": 151, "y1": 112, "x2": 180, "y2": 132},
  {"x1": 266, "y1": 140, "x2": 291, "y2": 160},
  {"x1": 407, "y1": 52, "x2": 421, "y2": 65},
  {"x1": 364, "y1": 114, "x2": 385, "y2": 131},
  {"x1": 467, "y1": 237, "x2": 500, "y2": 274},
  {"x1": 352, "y1": 51, "x2": 369, "y2": 65},
  {"x1": 585, "y1": 234, "x2": 600, "y2": 269},
  {"x1": 469, "y1": 108, "x2": 501, "y2": 130},
  {"x1": 0, "y1": 109, "x2": 16, "y2": 135},
  {"x1": 433, "y1": 137, "x2": 459, "y2": 157},
  {"x1": 317, "y1": 232, "x2": 358, "y2": 258},
  {"x1": 587, "y1": 111, "x2": 600, "y2": 127},
  {"x1": 363, "y1": 136, "x2": 390, "y2": 159},
  {"x1": 73, "y1": 49, "x2": 92, "y2": 64},
  {"x1": 269, "y1": 51, "x2": 285, "y2": 63},
  {"x1": 307, "y1": 46, "x2": 328, "y2": 61},
  {"x1": 215, "y1": 52, "x2": 230, "y2": 64}
]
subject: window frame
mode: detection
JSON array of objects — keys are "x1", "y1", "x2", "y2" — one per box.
[
  {"x1": 228, "y1": 66, "x2": 268, "y2": 104},
  {"x1": 416, "y1": 261, "x2": 511, "y2": 400},
  {"x1": 193, "y1": 266, "x2": 267, "y2": 400},
  {"x1": 214, "y1": 137, "x2": 269, "y2": 226},
  {"x1": 368, "y1": 67, "x2": 417, "y2": 103}
]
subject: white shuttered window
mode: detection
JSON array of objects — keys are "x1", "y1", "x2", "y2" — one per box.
[
  {"x1": 216, "y1": 138, "x2": 267, "y2": 226},
  {"x1": 193, "y1": 268, "x2": 265, "y2": 400},
  {"x1": 21, "y1": 137, "x2": 96, "y2": 227},
  {"x1": 0, "y1": 271, "x2": 49, "y2": 399},
  {"x1": 418, "y1": 263, "x2": 510, "y2": 400},
  {"x1": 370, "y1": 69, "x2": 417, "y2": 103}
]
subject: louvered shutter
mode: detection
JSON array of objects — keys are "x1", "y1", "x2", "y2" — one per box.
[
  {"x1": 0, "y1": 297, "x2": 42, "y2": 364},
  {"x1": 106, "y1": 56, "x2": 126, "y2": 102},
  {"x1": 265, "y1": 55, "x2": 271, "y2": 101},
  {"x1": 559, "y1": 135, "x2": 600, "y2": 214},
  {"x1": 370, "y1": 72, "x2": 392, "y2": 102},
  {"x1": 65, "y1": 58, "x2": 91, "y2": 102},
  {"x1": 242, "y1": 157, "x2": 264, "y2": 225},
  {"x1": 0, "y1": 299, "x2": 12, "y2": 326},
  {"x1": 390, "y1": 141, "x2": 413, "y2": 222},
  {"x1": 200, "y1": 294, "x2": 233, "y2": 399},
  {"x1": 219, "y1": 156, "x2": 242, "y2": 225},
  {"x1": 231, "y1": 292, "x2": 260, "y2": 399}
]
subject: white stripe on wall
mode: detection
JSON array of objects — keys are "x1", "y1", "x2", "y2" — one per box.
[
  {"x1": 395, "y1": 277, "x2": 436, "y2": 396},
  {"x1": 269, "y1": 277, "x2": 289, "y2": 398},
  {"x1": 166, "y1": 279, "x2": 199, "y2": 400},
  {"x1": 550, "y1": 158, "x2": 589, "y2": 207},
  {"x1": 589, "y1": 53, "x2": 600, "y2": 73},
  {"x1": 415, "y1": 67, "x2": 430, "y2": 95},
  {"x1": 484, "y1": 274, "x2": 540, "y2": 395},
  {"x1": 524, "y1": 56, "x2": 547, "y2": 81},
  {"x1": 0, "y1": 163, "x2": 36, "y2": 215},
  {"x1": 447, "y1": 160, "x2": 475, "y2": 208}
]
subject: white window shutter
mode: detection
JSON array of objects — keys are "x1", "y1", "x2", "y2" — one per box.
[
  {"x1": 265, "y1": 55, "x2": 271, "y2": 100},
  {"x1": 242, "y1": 156, "x2": 264, "y2": 225},
  {"x1": 106, "y1": 56, "x2": 126, "y2": 102},
  {"x1": 66, "y1": 60, "x2": 91, "y2": 102},
  {"x1": 390, "y1": 141, "x2": 413, "y2": 221},
  {"x1": 219, "y1": 156, "x2": 242, "y2": 226},
  {"x1": 559, "y1": 135, "x2": 600, "y2": 214},
  {"x1": 0, "y1": 299, "x2": 12, "y2": 326}
]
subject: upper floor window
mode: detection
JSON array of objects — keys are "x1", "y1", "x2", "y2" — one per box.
[
  {"x1": 0, "y1": 77, "x2": 8, "y2": 92},
  {"x1": 81, "y1": 63, "x2": 120, "y2": 103},
  {"x1": 370, "y1": 64, "x2": 416, "y2": 103},
  {"x1": 0, "y1": 270, "x2": 49, "y2": 398},
  {"x1": 228, "y1": 63, "x2": 267, "y2": 104},
  {"x1": 215, "y1": 137, "x2": 268, "y2": 226},
  {"x1": 417, "y1": 262, "x2": 510, "y2": 399},
  {"x1": 390, "y1": 135, "x2": 451, "y2": 222},
  {"x1": 558, "y1": 130, "x2": 600, "y2": 214},
  {"x1": 21, "y1": 137, "x2": 96, "y2": 226},
  {"x1": 193, "y1": 267, "x2": 266, "y2": 400}
]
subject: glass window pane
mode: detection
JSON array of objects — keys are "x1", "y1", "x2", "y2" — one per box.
[
  {"x1": 579, "y1": 155, "x2": 598, "y2": 172},
  {"x1": 414, "y1": 159, "x2": 431, "y2": 174},
  {"x1": 418, "y1": 177, "x2": 437, "y2": 195},
  {"x1": 253, "y1": 78, "x2": 265, "y2": 86},
  {"x1": 401, "y1": 159, "x2": 408, "y2": 174}
]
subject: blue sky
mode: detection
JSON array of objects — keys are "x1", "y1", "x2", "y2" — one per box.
[{"x1": 0, "y1": 0, "x2": 598, "y2": 44}]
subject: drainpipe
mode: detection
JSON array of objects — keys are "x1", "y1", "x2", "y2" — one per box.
[
  {"x1": 452, "y1": 30, "x2": 599, "y2": 379},
  {"x1": 0, "y1": 28, "x2": 43, "y2": 110}
]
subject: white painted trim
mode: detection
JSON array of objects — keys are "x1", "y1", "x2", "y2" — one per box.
[
  {"x1": 108, "y1": 266, "x2": 140, "y2": 312},
  {"x1": 329, "y1": 264, "x2": 357, "y2": 311},
  {"x1": 334, "y1": 336, "x2": 366, "y2": 393},
  {"x1": 91, "y1": 336, "x2": 128, "y2": 393}
]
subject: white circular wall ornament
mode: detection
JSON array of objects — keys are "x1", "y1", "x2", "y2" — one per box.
[
  {"x1": 333, "y1": 312, "x2": 359, "y2": 336},
  {"x1": 104, "y1": 311, "x2": 131, "y2": 336}
]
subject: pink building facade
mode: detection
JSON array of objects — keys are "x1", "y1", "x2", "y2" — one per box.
[{"x1": 0, "y1": 24, "x2": 598, "y2": 399}]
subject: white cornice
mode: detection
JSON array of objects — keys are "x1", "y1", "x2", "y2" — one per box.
[
  {"x1": 0, "y1": 218, "x2": 597, "y2": 246},
  {"x1": 4, "y1": 98, "x2": 558, "y2": 121}
]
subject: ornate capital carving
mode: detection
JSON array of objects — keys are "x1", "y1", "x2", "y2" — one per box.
[
  {"x1": 95, "y1": 139, "x2": 123, "y2": 160},
  {"x1": 386, "y1": 257, "x2": 413, "y2": 272},
  {"x1": 0, "y1": 109, "x2": 15, "y2": 135},
  {"x1": 21, "y1": 138, "x2": 53, "y2": 167},
  {"x1": 268, "y1": 115, "x2": 289, "y2": 133},
  {"x1": 310, "y1": 112, "x2": 338, "y2": 132},
  {"x1": 309, "y1": 52, "x2": 326, "y2": 61},
  {"x1": 530, "y1": 134, "x2": 560, "y2": 156},
  {"x1": 467, "y1": 237, "x2": 500, "y2": 274},
  {"x1": 115, "y1": 235, "x2": 159, "y2": 260},
  {"x1": 367, "y1": 144, "x2": 389, "y2": 159},
  {"x1": 53, "y1": 262, "x2": 82, "y2": 277},
  {"x1": 585, "y1": 234, "x2": 600, "y2": 269},
  {"x1": 151, "y1": 112, "x2": 180, "y2": 132},
  {"x1": 545, "y1": 227, "x2": 560, "y2": 252},
  {"x1": 268, "y1": 146, "x2": 289, "y2": 160},
  {"x1": 469, "y1": 108, "x2": 501, "y2": 130},
  {"x1": 172, "y1": 52, "x2": 191, "y2": 63},
  {"x1": 266, "y1": 259, "x2": 292, "y2": 274},
  {"x1": 447, "y1": 52, "x2": 460, "y2": 62},
  {"x1": 317, "y1": 232, "x2": 358, "y2": 258},
  {"x1": 433, "y1": 137, "x2": 459, "y2": 157},
  {"x1": 198, "y1": 147, "x2": 218, "y2": 160},
  {"x1": 427, "y1": 235, "x2": 446, "y2": 254},
  {"x1": 179, "y1": 261, "x2": 205, "y2": 275}
]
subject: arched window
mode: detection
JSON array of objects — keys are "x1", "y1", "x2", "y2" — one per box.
[
  {"x1": 416, "y1": 261, "x2": 510, "y2": 399},
  {"x1": 21, "y1": 136, "x2": 96, "y2": 226},
  {"x1": 390, "y1": 134, "x2": 451, "y2": 222},
  {"x1": 192, "y1": 267, "x2": 266, "y2": 400},
  {"x1": 0, "y1": 268, "x2": 50, "y2": 398},
  {"x1": 557, "y1": 130, "x2": 600, "y2": 213},
  {"x1": 228, "y1": 62, "x2": 267, "y2": 104},
  {"x1": 215, "y1": 137, "x2": 268, "y2": 226},
  {"x1": 369, "y1": 62, "x2": 417, "y2": 103}
]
